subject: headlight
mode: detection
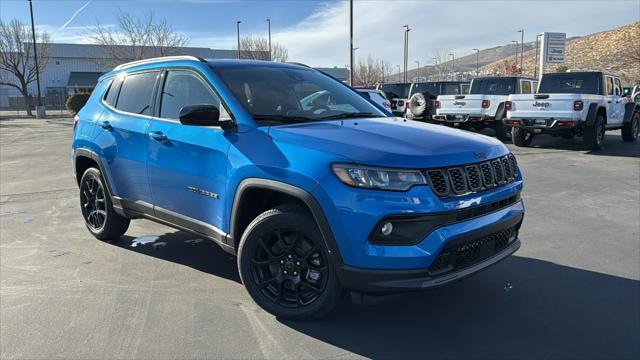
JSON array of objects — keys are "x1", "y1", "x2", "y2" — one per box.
[{"x1": 331, "y1": 163, "x2": 427, "y2": 191}]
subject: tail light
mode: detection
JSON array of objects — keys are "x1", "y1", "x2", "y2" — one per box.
[
  {"x1": 435, "y1": 100, "x2": 441, "y2": 109},
  {"x1": 73, "y1": 115, "x2": 79, "y2": 131},
  {"x1": 504, "y1": 101, "x2": 512, "y2": 111},
  {"x1": 573, "y1": 100, "x2": 584, "y2": 111},
  {"x1": 556, "y1": 121, "x2": 576, "y2": 127},
  {"x1": 505, "y1": 119, "x2": 521, "y2": 126},
  {"x1": 481, "y1": 99, "x2": 490, "y2": 109},
  {"x1": 405, "y1": 101, "x2": 410, "y2": 108}
]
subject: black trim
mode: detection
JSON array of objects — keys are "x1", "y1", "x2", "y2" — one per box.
[
  {"x1": 337, "y1": 213, "x2": 523, "y2": 294},
  {"x1": 230, "y1": 178, "x2": 344, "y2": 266},
  {"x1": 585, "y1": 103, "x2": 605, "y2": 126},
  {"x1": 73, "y1": 148, "x2": 126, "y2": 217},
  {"x1": 368, "y1": 193, "x2": 521, "y2": 245}
]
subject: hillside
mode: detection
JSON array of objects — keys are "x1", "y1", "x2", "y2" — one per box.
[
  {"x1": 481, "y1": 22, "x2": 640, "y2": 84},
  {"x1": 402, "y1": 22, "x2": 639, "y2": 85}
]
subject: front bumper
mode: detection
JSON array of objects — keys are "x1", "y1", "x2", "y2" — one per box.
[{"x1": 337, "y1": 213, "x2": 522, "y2": 294}]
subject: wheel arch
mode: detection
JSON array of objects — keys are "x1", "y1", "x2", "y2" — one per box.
[
  {"x1": 230, "y1": 178, "x2": 343, "y2": 266},
  {"x1": 586, "y1": 103, "x2": 607, "y2": 126},
  {"x1": 73, "y1": 148, "x2": 120, "y2": 209}
]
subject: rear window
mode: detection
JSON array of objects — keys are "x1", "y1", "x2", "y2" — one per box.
[
  {"x1": 115, "y1": 71, "x2": 159, "y2": 115},
  {"x1": 442, "y1": 83, "x2": 461, "y2": 95},
  {"x1": 409, "y1": 83, "x2": 439, "y2": 97},
  {"x1": 538, "y1": 73, "x2": 601, "y2": 94},
  {"x1": 378, "y1": 84, "x2": 411, "y2": 99},
  {"x1": 470, "y1": 78, "x2": 517, "y2": 95}
]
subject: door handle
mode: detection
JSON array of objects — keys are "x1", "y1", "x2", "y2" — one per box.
[
  {"x1": 607, "y1": 101, "x2": 612, "y2": 103},
  {"x1": 100, "y1": 121, "x2": 112, "y2": 130},
  {"x1": 149, "y1": 131, "x2": 168, "y2": 142}
]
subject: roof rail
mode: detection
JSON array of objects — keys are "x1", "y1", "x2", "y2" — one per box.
[{"x1": 113, "y1": 55, "x2": 206, "y2": 71}]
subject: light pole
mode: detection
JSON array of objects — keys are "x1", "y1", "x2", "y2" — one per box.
[
  {"x1": 236, "y1": 21, "x2": 241, "y2": 59},
  {"x1": 517, "y1": 29, "x2": 524, "y2": 74},
  {"x1": 415, "y1": 60, "x2": 420, "y2": 80},
  {"x1": 403, "y1": 25, "x2": 410, "y2": 83},
  {"x1": 432, "y1": 57, "x2": 439, "y2": 80},
  {"x1": 352, "y1": 47, "x2": 358, "y2": 85},
  {"x1": 511, "y1": 40, "x2": 518, "y2": 70},
  {"x1": 28, "y1": 0, "x2": 43, "y2": 117},
  {"x1": 473, "y1": 48, "x2": 480, "y2": 76},
  {"x1": 396, "y1": 64, "x2": 401, "y2": 82},
  {"x1": 349, "y1": 0, "x2": 354, "y2": 86},
  {"x1": 534, "y1": 33, "x2": 542, "y2": 78},
  {"x1": 267, "y1": 18, "x2": 272, "y2": 61},
  {"x1": 449, "y1": 53, "x2": 455, "y2": 80}
]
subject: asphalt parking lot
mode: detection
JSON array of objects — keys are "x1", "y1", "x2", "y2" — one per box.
[{"x1": 1, "y1": 117, "x2": 638, "y2": 359}]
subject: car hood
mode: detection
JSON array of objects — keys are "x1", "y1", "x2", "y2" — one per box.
[{"x1": 268, "y1": 118, "x2": 508, "y2": 168}]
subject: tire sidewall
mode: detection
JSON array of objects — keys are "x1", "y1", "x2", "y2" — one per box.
[
  {"x1": 80, "y1": 168, "x2": 110, "y2": 237},
  {"x1": 237, "y1": 208, "x2": 341, "y2": 320}
]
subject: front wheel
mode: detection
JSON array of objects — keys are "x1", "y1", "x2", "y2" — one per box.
[
  {"x1": 238, "y1": 206, "x2": 343, "y2": 320},
  {"x1": 511, "y1": 127, "x2": 534, "y2": 147},
  {"x1": 621, "y1": 112, "x2": 639, "y2": 142},
  {"x1": 79, "y1": 167, "x2": 130, "y2": 240}
]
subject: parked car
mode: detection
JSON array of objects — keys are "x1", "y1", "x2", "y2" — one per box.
[
  {"x1": 505, "y1": 71, "x2": 639, "y2": 149},
  {"x1": 376, "y1": 82, "x2": 411, "y2": 116},
  {"x1": 433, "y1": 77, "x2": 537, "y2": 140},
  {"x1": 72, "y1": 56, "x2": 525, "y2": 320},
  {"x1": 356, "y1": 88, "x2": 391, "y2": 110},
  {"x1": 405, "y1": 81, "x2": 470, "y2": 122}
]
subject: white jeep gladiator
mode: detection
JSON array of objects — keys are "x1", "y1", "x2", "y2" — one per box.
[
  {"x1": 376, "y1": 83, "x2": 411, "y2": 116},
  {"x1": 505, "y1": 71, "x2": 640, "y2": 149},
  {"x1": 433, "y1": 77, "x2": 537, "y2": 141}
]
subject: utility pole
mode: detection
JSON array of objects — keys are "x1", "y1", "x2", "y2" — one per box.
[
  {"x1": 517, "y1": 29, "x2": 524, "y2": 74},
  {"x1": 449, "y1": 53, "x2": 455, "y2": 80},
  {"x1": 512, "y1": 40, "x2": 518, "y2": 71},
  {"x1": 28, "y1": 0, "x2": 43, "y2": 118},
  {"x1": 473, "y1": 48, "x2": 480, "y2": 76},
  {"x1": 403, "y1": 25, "x2": 410, "y2": 83},
  {"x1": 534, "y1": 33, "x2": 542, "y2": 78},
  {"x1": 349, "y1": 0, "x2": 354, "y2": 86},
  {"x1": 352, "y1": 47, "x2": 358, "y2": 85},
  {"x1": 267, "y1": 18, "x2": 272, "y2": 61},
  {"x1": 236, "y1": 21, "x2": 241, "y2": 59}
]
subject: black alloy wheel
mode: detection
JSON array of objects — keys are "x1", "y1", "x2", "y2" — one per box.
[{"x1": 80, "y1": 173, "x2": 107, "y2": 231}]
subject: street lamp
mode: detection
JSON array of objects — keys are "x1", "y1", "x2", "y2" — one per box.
[
  {"x1": 415, "y1": 60, "x2": 420, "y2": 80},
  {"x1": 449, "y1": 53, "x2": 455, "y2": 79},
  {"x1": 517, "y1": 29, "x2": 524, "y2": 74},
  {"x1": 267, "y1": 18, "x2": 272, "y2": 61},
  {"x1": 396, "y1": 64, "x2": 401, "y2": 82},
  {"x1": 236, "y1": 21, "x2": 242, "y2": 59},
  {"x1": 349, "y1": 0, "x2": 354, "y2": 86},
  {"x1": 511, "y1": 40, "x2": 518, "y2": 70},
  {"x1": 352, "y1": 47, "x2": 359, "y2": 85},
  {"x1": 403, "y1": 25, "x2": 411, "y2": 82},
  {"x1": 534, "y1": 33, "x2": 542, "y2": 78},
  {"x1": 473, "y1": 48, "x2": 480, "y2": 76},
  {"x1": 28, "y1": 0, "x2": 43, "y2": 117}
]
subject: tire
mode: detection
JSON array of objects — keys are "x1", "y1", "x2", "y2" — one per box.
[
  {"x1": 79, "y1": 167, "x2": 130, "y2": 240},
  {"x1": 409, "y1": 92, "x2": 430, "y2": 118},
  {"x1": 494, "y1": 119, "x2": 511, "y2": 141},
  {"x1": 237, "y1": 206, "x2": 343, "y2": 320},
  {"x1": 621, "y1": 111, "x2": 639, "y2": 142},
  {"x1": 511, "y1": 127, "x2": 534, "y2": 147},
  {"x1": 583, "y1": 114, "x2": 606, "y2": 150}
]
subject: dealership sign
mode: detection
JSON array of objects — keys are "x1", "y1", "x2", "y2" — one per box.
[{"x1": 543, "y1": 32, "x2": 566, "y2": 64}]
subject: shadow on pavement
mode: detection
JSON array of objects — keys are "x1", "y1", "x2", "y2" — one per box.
[
  {"x1": 519, "y1": 134, "x2": 640, "y2": 158},
  {"x1": 115, "y1": 231, "x2": 241, "y2": 283},
  {"x1": 282, "y1": 256, "x2": 639, "y2": 359}
]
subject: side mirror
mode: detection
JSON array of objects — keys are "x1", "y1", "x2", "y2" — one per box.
[{"x1": 179, "y1": 104, "x2": 232, "y2": 128}]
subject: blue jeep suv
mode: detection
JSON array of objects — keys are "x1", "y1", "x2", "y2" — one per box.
[{"x1": 72, "y1": 56, "x2": 524, "y2": 319}]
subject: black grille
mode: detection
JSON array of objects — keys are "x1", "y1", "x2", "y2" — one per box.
[
  {"x1": 428, "y1": 226, "x2": 518, "y2": 275},
  {"x1": 425, "y1": 154, "x2": 519, "y2": 198}
]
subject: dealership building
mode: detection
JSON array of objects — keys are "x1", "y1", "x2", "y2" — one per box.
[{"x1": 0, "y1": 43, "x2": 348, "y2": 109}]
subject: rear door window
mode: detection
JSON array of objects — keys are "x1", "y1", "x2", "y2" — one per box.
[
  {"x1": 115, "y1": 71, "x2": 159, "y2": 115},
  {"x1": 520, "y1": 81, "x2": 532, "y2": 94},
  {"x1": 614, "y1": 78, "x2": 622, "y2": 96},
  {"x1": 605, "y1": 76, "x2": 614, "y2": 95}
]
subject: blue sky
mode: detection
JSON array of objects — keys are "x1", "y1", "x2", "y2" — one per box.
[{"x1": 1, "y1": 0, "x2": 638, "y2": 67}]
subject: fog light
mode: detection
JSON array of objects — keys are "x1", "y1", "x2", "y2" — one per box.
[{"x1": 381, "y1": 222, "x2": 393, "y2": 236}]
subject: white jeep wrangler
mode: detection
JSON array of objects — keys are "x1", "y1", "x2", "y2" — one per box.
[
  {"x1": 505, "y1": 71, "x2": 640, "y2": 150},
  {"x1": 433, "y1": 77, "x2": 537, "y2": 141}
]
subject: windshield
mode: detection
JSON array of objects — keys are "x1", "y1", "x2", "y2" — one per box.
[
  {"x1": 213, "y1": 65, "x2": 386, "y2": 123},
  {"x1": 470, "y1": 78, "x2": 517, "y2": 95},
  {"x1": 538, "y1": 73, "x2": 601, "y2": 94},
  {"x1": 378, "y1": 83, "x2": 411, "y2": 99}
]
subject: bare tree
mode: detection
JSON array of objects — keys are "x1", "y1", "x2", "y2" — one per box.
[
  {"x1": 238, "y1": 36, "x2": 288, "y2": 62},
  {"x1": 91, "y1": 11, "x2": 190, "y2": 66},
  {"x1": 0, "y1": 19, "x2": 50, "y2": 116},
  {"x1": 353, "y1": 56, "x2": 388, "y2": 87},
  {"x1": 494, "y1": 60, "x2": 519, "y2": 76}
]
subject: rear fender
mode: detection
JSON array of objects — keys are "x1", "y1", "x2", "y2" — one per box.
[{"x1": 585, "y1": 103, "x2": 606, "y2": 126}]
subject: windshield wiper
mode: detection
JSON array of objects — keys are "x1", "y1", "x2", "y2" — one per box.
[
  {"x1": 252, "y1": 114, "x2": 316, "y2": 123},
  {"x1": 320, "y1": 112, "x2": 384, "y2": 120}
]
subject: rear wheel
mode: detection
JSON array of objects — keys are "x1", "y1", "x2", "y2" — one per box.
[
  {"x1": 494, "y1": 119, "x2": 511, "y2": 141},
  {"x1": 238, "y1": 206, "x2": 343, "y2": 320},
  {"x1": 621, "y1": 112, "x2": 639, "y2": 142},
  {"x1": 584, "y1": 114, "x2": 606, "y2": 150},
  {"x1": 79, "y1": 167, "x2": 130, "y2": 240},
  {"x1": 511, "y1": 127, "x2": 533, "y2": 147}
]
